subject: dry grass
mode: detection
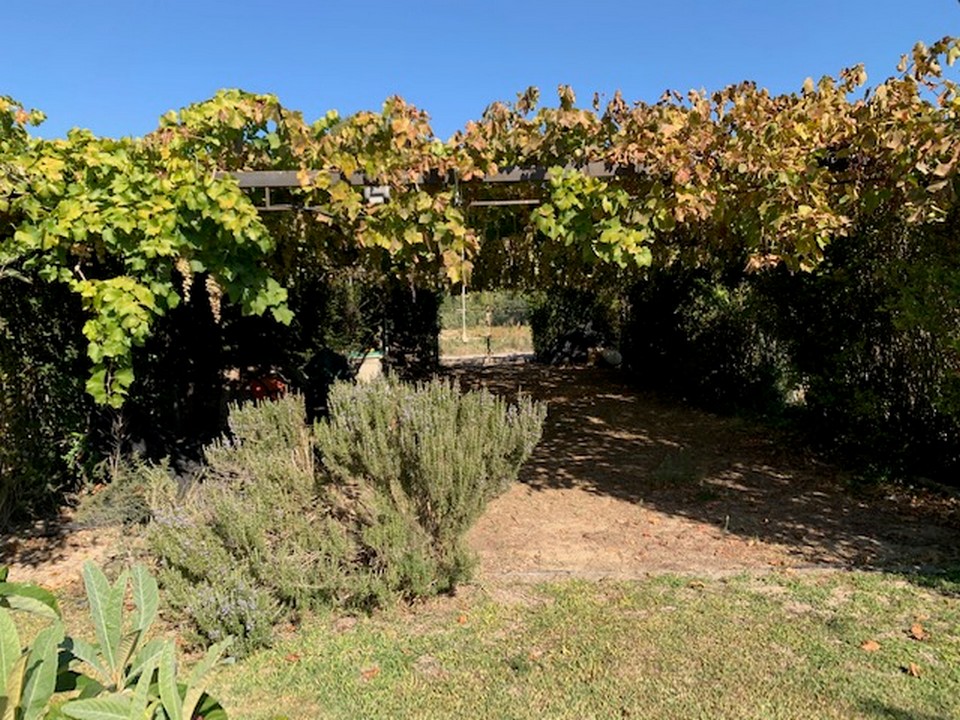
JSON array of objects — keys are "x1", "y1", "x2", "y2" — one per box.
[
  {"x1": 208, "y1": 571, "x2": 960, "y2": 719},
  {"x1": 439, "y1": 325, "x2": 533, "y2": 358}
]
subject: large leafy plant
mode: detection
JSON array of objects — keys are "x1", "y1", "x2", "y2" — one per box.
[{"x1": 0, "y1": 563, "x2": 231, "y2": 720}]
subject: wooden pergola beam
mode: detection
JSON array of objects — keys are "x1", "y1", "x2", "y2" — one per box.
[{"x1": 227, "y1": 161, "x2": 632, "y2": 190}]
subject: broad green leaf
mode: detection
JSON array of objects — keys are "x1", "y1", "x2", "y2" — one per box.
[
  {"x1": 2, "y1": 653, "x2": 28, "y2": 720},
  {"x1": 185, "y1": 638, "x2": 232, "y2": 689},
  {"x1": 60, "y1": 695, "x2": 133, "y2": 720},
  {"x1": 105, "y1": 571, "x2": 130, "y2": 670},
  {"x1": 0, "y1": 595, "x2": 58, "y2": 621},
  {"x1": 158, "y1": 642, "x2": 182, "y2": 720},
  {"x1": 85, "y1": 370, "x2": 109, "y2": 405},
  {"x1": 81, "y1": 564, "x2": 122, "y2": 676},
  {"x1": 77, "y1": 675, "x2": 108, "y2": 701},
  {"x1": 129, "y1": 653, "x2": 158, "y2": 719},
  {"x1": 115, "y1": 630, "x2": 142, "y2": 683},
  {"x1": 271, "y1": 305, "x2": 294, "y2": 325},
  {"x1": 126, "y1": 639, "x2": 164, "y2": 685},
  {"x1": 40, "y1": 703, "x2": 69, "y2": 720},
  {"x1": 192, "y1": 692, "x2": 228, "y2": 720},
  {"x1": 65, "y1": 638, "x2": 110, "y2": 687},
  {"x1": 182, "y1": 639, "x2": 233, "y2": 720},
  {"x1": 130, "y1": 566, "x2": 158, "y2": 636},
  {"x1": 21, "y1": 620, "x2": 64, "y2": 720},
  {"x1": 0, "y1": 582, "x2": 61, "y2": 619},
  {"x1": 112, "y1": 368, "x2": 135, "y2": 393},
  {"x1": 0, "y1": 609, "x2": 20, "y2": 695}
]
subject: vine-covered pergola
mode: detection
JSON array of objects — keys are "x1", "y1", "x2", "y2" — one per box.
[
  {"x1": 2, "y1": 35, "x2": 959, "y2": 405},
  {"x1": 229, "y1": 162, "x2": 633, "y2": 211}
]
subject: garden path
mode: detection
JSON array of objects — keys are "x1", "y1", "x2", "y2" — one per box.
[{"x1": 451, "y1": 363, "x2": 960, "y2": 581}]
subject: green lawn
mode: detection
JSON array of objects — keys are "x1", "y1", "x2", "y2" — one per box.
[{"x1": 208, "y1": 571, "x2": 960, "y2": 719}]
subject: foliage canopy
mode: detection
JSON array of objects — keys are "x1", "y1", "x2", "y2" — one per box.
[{"x1": 2, "y1": 38, "x2": 960, "y2": 406}]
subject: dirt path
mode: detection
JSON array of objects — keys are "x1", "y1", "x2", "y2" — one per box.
[
  {"x1": 0, "y1": 522, "x2": 121, "y2": 589},
  {"x1": 451, "y1": 363, "x2": 960, "y2": 581}
]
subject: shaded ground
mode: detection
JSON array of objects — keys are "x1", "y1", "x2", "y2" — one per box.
[
  {"x1": 450, "y1": 363, "x2": 960, "y2": 580},
  {"x1": 0, "y1": 518, "x2": 121, "y2": 589}
]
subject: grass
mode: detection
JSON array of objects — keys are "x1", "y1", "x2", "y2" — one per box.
[
  {"x1": 207, "y1": 571, "x2": 960, "y2": 719},
  {"x1": 439, "y1": 325, "x2": 533, "y2": 358}
]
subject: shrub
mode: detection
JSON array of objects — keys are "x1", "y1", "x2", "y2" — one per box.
[
  {"x1": 381, "y1": 284, "x2": 442, "y2": 380},
  {"x1": 622, "y1": 267, "x2": 795, "y2": 414},
  {"x1": 147, "y1": 383, "x2": 544, "y2": 653},
  {"x1": 776, "y1": 219, "x2": 960, "y2": 479},
  {"x1": 528, "y1": 288, "x2": 621, "y2": 364},
  {"x1": 159, "y1": 568, "x2": 278, "y2": 652},
  {"x1": 147, "y1": 395, "x2": 360, "y2": 655},
  {"x1": 315, "y1": 378, "x2": 547, "y2": 582},
  {"x1": 74, "y1": 457, "x2": 171, "y2": 528},
  {"x1": 620, "y1": 218, "x2": 960, "y2": 482},
  {"x1": 0, "y1": 281, "x2": 91, "y2": 528}
]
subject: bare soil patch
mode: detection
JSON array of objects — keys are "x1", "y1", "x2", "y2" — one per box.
[
  {"x1": 450, "y1": 362, "x2": 960, "y2": 581},
  {"x1": 0, "y1": 516, "x2": 122, "y2": 589}
]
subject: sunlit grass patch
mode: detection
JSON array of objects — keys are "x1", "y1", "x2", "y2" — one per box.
[
  {"x1": 208, "y1": 572, "x2": 960, "y2": 719},
  {"x1": 439, "y1": 325, "x2": 533, "y2": 358}
]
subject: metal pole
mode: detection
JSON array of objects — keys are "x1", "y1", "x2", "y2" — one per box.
[{"x1": 460, "y1": 276, "x2": 468, "y2": 343}]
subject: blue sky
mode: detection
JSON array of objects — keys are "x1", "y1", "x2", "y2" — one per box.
[{"x1": 4, "y1": 1, "x2": 960, "y2": 141}]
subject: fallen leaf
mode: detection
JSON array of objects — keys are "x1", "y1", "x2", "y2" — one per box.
[
  {"x1": 284, "y1": 653, "x2": 300, "y2": 663},
  {"x1": 909, "y1": 623, "x2": 926, "y2": 641},
  {"x1": 457, "y1": 614, "x2": 468, "y2": 625},
  {"x1": 903, "y1": 662, "x2": 921, "y2": 677},
  {"x1": 860, "y1": 640, "x2": 881, "y2": 652},
  {"x1": 360, "y1": 664, "x2": 380, "y2": 681}
]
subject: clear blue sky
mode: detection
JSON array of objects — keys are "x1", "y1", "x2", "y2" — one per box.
[{"x1": 3, "y1": 1, "x2": 959, "y2": 141}]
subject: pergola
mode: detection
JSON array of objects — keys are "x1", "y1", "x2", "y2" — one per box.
[{"x1": 228, "y1": 162, "x2": 637, "y2": 212}]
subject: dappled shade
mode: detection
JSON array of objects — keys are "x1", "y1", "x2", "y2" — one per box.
[{"x1": 452, "y1": 364, "x2": 959, "y2": 579}]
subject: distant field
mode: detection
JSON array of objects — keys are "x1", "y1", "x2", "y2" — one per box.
[{"x1": 439, "y1": 325, "x2": 533, "y2": 357}]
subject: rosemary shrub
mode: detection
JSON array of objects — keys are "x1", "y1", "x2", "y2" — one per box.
[
  {"x1": 147, "y1": 380, "x2": 545, "y2": 653},
  {"x1": 316, "y1": 377, "x2": 546, "y2": 579}
]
